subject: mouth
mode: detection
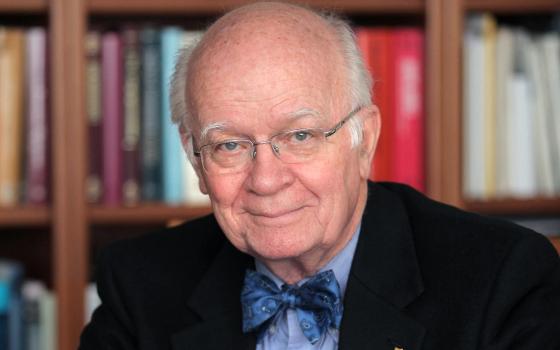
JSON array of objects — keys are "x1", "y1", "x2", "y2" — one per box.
[{"x1": 247, "y1": 206, "x2": 306, "y2": 225}]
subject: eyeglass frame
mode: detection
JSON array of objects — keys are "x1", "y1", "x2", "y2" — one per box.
[{"x1": 192, "y1": 107, "x2": 361, "y2": 170}]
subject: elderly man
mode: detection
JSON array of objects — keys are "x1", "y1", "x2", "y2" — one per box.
[{"x1": 79, "y1": 2, "x2": 560, "y2": 350}]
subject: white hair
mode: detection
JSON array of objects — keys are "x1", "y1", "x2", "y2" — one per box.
[{"x1": 170, "y1": 6, "x2": 373, "y2": 163}]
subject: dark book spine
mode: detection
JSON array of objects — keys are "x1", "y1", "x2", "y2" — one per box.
[
  {"x1": 25, "y1": 27, "x2": 49, "y2": 205},
  {"x1": 101, "y1": 31, "x2": 124, "y2": 205},
  {"x1": 140, "y1": 27, "x2": 162, "y2": 201},
  {"x1": 85, "y1": 30, "x2": 103, "y2": 203},
  {"x1": 122, "y1": 27, "x2": 141, "y2": 205}
]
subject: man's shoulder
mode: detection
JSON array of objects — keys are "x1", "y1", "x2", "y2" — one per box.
[
  {"x1": 372, "y1": 181, "x2": 557, "y2": 268},
  {"x1": 95, "y1": 214, "x2": 226, "y2": 286}
]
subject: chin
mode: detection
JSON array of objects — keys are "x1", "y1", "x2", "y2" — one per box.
[{"x1": 246, "y1": 229, "x2": 320, "y2": 262}]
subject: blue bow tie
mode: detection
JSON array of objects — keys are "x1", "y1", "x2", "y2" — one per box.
[{"x1": 241, "y1": 269, "x2": 343, "y2": 345}]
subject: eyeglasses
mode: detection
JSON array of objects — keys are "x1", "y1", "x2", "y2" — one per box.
[{"x1": 193, "y1": 108, "x2": 360, "y2": 175}]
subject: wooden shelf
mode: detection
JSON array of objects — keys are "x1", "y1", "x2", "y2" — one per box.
[
  {"x1": 0, "y1": 0, "x2": 47, "y2": 13},
  {"x1": 465, "y1": 0, "x2": 560, "y2": 12},
  {"x1": 0, "y1": 206, "x2": 50, "y2": 226},
  {"x1": 89, "y1": 204, "x2": 212, "y2": 225},
  {"x1": 87, "y1": 0, "x2": 424, "y2": 15},
  {"x1": 464, "y1": 197, "x2": 560, "y2": 216}
]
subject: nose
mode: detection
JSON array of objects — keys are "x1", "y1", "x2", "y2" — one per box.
[{"x1": 245, "y1": 141, "x2": 294, "y2": 195}]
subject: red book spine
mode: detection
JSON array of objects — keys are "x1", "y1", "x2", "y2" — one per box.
[
  {"x1": 25, "y1": 27, "x2": 49, "y2": 204},
  {"x1": 392, "y1": 29, "x2": 425, "y2": 191},
  {"x1": 364, "y1": 28, "x2": 394, "y2": 182},
  {"x1": 102, "y1": 32, "x2": 124, "y2": 205}
]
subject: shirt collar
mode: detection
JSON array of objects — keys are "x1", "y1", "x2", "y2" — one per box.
[{"x1": 254, "y1": 222, "x2": 362, "y2": 297}]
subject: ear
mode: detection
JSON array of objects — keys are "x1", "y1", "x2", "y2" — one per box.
[
  {"x1": 358, "y1": 105, "x2": 381, "y2": 180},
  {"x1": 179, "y1": 125, "x2": 209, "y2": 195}
]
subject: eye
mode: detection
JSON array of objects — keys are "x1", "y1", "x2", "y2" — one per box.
[
  {"x1": 290, "y1": 130, "x2": 313, "y2": 143},
  {"x1": 215, "y1": 141, "x2": 242, "y2": 153}
]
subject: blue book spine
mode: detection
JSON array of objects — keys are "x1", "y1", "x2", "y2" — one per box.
[
  {"x1": 161, "y1": 27, "x2": 185, "y2": 204},
  {"x1": 140, "y1": 27, "x2": 162, "y2": 201},
  {"x1": 0, "y1": 260, "x2": 23, "y2": 350},
  {"x1": 0, "y1": 282, "x2": 8, "y2": 350}
]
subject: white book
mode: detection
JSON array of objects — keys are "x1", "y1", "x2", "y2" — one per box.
[
  {"x1": 538, "y1": 33, "x2": 560, "y2": 194},
  {"x1": 522, "y1": 32, "x2": 556, "y2": 196},
  {"x1": 506, "y1": 71, "x2": 536, "y2": 197},
  {"x1": 495, "y1": 26, "x2": 514, "y2": 197},
  {"x1": 85, "y1": 283, "x2": 101, "y2": 324},
  {"x1": 463, "y1": 16, "x2": 486, "y2": 199},
  {"x1": 183, "y1": 158, "x2": 210, "y2": 206},
  {"x1": 38, "y1": 289, "x2": 56, "y2": 350}
]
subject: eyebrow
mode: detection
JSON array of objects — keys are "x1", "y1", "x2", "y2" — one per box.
[
  {"x1": 198, "y1": 108, "x2": 324, "y2": 140},
  {"x1": 200, "y1": 121, "x2": 228, "y2": 140}
]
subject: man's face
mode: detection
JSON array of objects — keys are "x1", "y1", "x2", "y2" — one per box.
[{"x1": 187, "y1": 17, "x2": 374, "y2": 268}]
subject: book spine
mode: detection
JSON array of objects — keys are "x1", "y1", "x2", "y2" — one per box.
[
  {"x1": 364, "y1": 28, "x2": 394, "y2": 183},
  {"x1": 86, "y1": 30, "x2": 103, "y2": 203},
  {"x1": 161, "y1": 27, "x2": 184, "y2": 204},
  {"x1": 122, "y1": 27, "x2": 141, "y2": 206},
  {"x1": 140, "y1": 27, "x2": 162, "y2": 202},
  {"x1": 0, "y1": 28, "x2": 25, "y2": 206},
  {"x1": 392, "y1": 28, "x2": 425, "y2": 192},
  {"x1": 102, "y1": 32, "x2": 124, "y2": 205},
  {"x1": 25, "y1": 27, "x2": 49, "y2": 205}
]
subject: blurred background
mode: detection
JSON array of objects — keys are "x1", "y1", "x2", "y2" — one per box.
[{"x1": 0, "y1": 0, "x2": 558, "y2": 349}]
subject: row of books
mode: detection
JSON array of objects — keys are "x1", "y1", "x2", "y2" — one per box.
[
  {"x1": 0, "y1": 260, "x2": 56, "y2": 350},
  {"x1": 87, "y1": 27, "x2": 210, "y2": 206},
  {"x1": 355, "y1": 27, "x2": 425, "y2": 192},
  {"x1": 463, "y1": 13, "x2": 560, "y2": 200},
  {"x1": 0, "y1": 27, "x2": 49, "y2": 207}
]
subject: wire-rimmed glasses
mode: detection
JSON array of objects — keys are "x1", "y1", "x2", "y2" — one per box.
[{"x1": 193, "y1": 108, "x2": 360, "y2": 175}]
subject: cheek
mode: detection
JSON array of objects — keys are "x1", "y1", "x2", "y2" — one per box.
[{"x1": 205, "y1": 174, "x2": 245, "y2": 206}]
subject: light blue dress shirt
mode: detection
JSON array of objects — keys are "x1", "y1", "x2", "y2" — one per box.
[{"x1": 254, "y1": 224, "x2": 361, "y2": 350}]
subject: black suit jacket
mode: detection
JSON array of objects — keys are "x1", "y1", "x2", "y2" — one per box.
[{"x1": 79, "y1": 182, "x2": 560, "y2": 349}]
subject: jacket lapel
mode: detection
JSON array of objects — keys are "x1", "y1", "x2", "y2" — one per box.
[
  {"x1": 339, "y1": 183, "x2": 426, "y2": 350},
  {"x1": 171, "y1": 240, "x2": 256, "y2": 350}
]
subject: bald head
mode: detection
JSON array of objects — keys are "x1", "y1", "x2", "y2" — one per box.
[{"x1": 170, "y1": 1, "x2": 372, "y2": 153}]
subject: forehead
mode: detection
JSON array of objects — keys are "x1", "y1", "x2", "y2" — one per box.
[{"x1": 187, "y1": 6, "x2": 347, "y2": 133}]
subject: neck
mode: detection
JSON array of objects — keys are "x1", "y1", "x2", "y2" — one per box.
[{"x1": 261, "y1": 183, "x2": 368, "y2": 285}]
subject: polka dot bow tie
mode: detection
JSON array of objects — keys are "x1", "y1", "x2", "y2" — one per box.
[{"x1": 241, "y1": 269, "x2": 343, "y2": 344}]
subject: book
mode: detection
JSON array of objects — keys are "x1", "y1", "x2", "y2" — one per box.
[
  {"x1": 507, "y1": 32, "x2": 536, "y2": 198},
  {"x1": 24, "y1": 27, "x2": 50, "y2": 205},
  {"x1": 522, "y1": 30, "x2": 556, "y2": 196},
  {"x1": 122, "y1": 27, "x2": 142, "y2": 205},
  {"x1": 21, "y1": 281, "x2": 45, "y2": 350},
  {"x1": 86, "y1": 30, "x2": 103, "y2": 204},
  {"x1": 538, "y1": 32, "x2": 560, "y2": 194},
  {"x1": 140, "y1": 27, "x2": 162, "y2": 202},
  {"x1": 482, "y1": 14, "x2": 497, "y2": 198},
  {"x1": 494, "y1": 26, "x2": 514, "y2": 197},
  {"x1": 102, "y1": 31, "x2": 124, "y2": 205},
  {"x1": 463, "y1": 16, "x2": 487, "y2": 199},
  {"x1": 161, "y1": 27, "x2": 185, "y2": 204},
  {"x1": 0, "y1": 28, "x2": 25, "y2": 206},
  {"x1": 85, "y1": 283, "x2": 100, "y2": 324},
  {"x1": 38, "y1": 289, "x2": 56, "y2": 350},
  {"x1": 391, "y1": 28, "x2": 425, "y2": 192},
  {"x1": 0, "y1": 260, "x2": 24, "y2": 350},
  {"x1": 356, "y1": 28, "x2": 394, "y2": 183}
]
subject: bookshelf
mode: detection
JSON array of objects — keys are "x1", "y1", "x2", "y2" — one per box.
[{"x1": 0, "y1": 0, "x2": 558, "y2": 349}]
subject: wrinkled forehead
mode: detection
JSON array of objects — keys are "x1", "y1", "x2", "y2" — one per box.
[{"x1": 185, "y1": 4, "x2": 347, "y2": 132}]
